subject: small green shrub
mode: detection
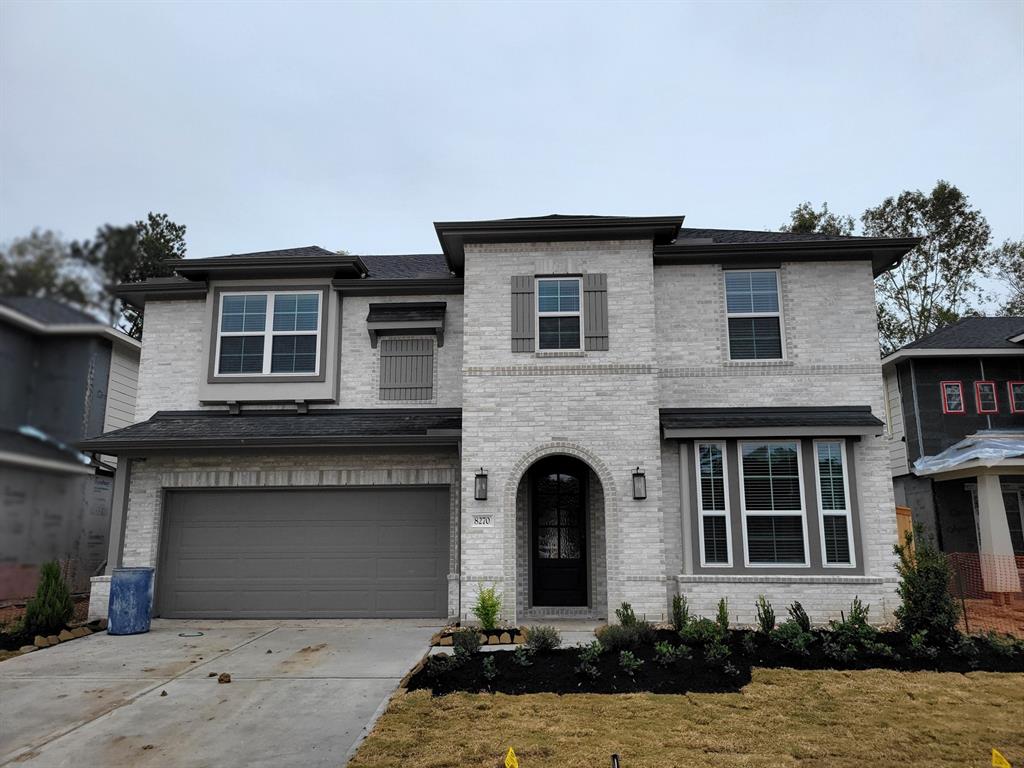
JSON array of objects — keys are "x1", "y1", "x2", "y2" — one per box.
[
  {"x1": 574, "y1": 641, "x2": 603, "y2": 679},
  {"x1": 788, "y1": 601, "x2": 811, "y2": 632},
  {"x1": 525, "y1": 625, "x2": 561, "y2": 652},
  {"x1": 908, "y1": 630, "x2": 939, "y2": 660},
  {"x1": 772, "y1": 619, "x2": 813, "y2": 656},
  {"x1": 654, "y1": 640, "x2": 691, "y2": 665},
  {"x1": 451, "y1": 627, "x2": 482, "y2": 657},
  {"x1": 980, "y1": 631, "x2": 1022, "y2": 659},
  {"x1": 755, "y1": 595, "x2": 776, "y2": 634},
  {"x1": 679, "y1": 617, "x2": 725, "y2": 645},
  {"x1": 893, "y1": 525, "x2": 960, "y2": 647},
  {"x1": 511, "y1": 645, "x2": 535, "y2": 667},
  {"x1": 618, "y1": 650, "x2": 643, "y2": 676},
  {"x1": 425, "y1": 653, "x2": 457, "y2": 677},
  {"x1": 24, "y1": 560, "x2": 73, "y2": 637},
  {"x1": 952, "y1": 634, "x2": 981, "y2": 668},
  {"x1": 740, "y1": 632, "x2": 757, "y2": 655},
  {"x1": 598, "y1": 622, "x2": 655, "y2": 651},
  {"x1": 615, "y1": 602, "x2": 638, "y2": 627},
  {"x1": 704, "y1": 638, "x2": 731, "y2": 666},
  {"x1": 715, "y1": 598, "x2": 730, "y2": 633},
  {"x1": 481, "y1": 655, "x2": 498, "y2": 681},
  {"x1": 671, "y1": 594, "x2": 690, "y2": 632},
  {"x1": 471, "y1": 584, "x2": 502, "y2": 630},
  {"x1": 823, "y1": 598, "x2": 894, "y2": 662}
]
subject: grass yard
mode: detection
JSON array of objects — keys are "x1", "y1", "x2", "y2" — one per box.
[{"x1": 351, "y1": 668, "x2": 1024, "y2": 768}]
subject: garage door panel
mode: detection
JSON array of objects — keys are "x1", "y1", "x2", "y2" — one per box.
[{"x1": 157, "y1": 487, "x2": 450, "y2": 618}]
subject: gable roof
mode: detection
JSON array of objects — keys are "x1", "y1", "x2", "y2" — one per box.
[
  {"x1": 0, "y1": 296, "x2": 101, "y2": 326},
  {"x1": 882, "y1": 317, "x2": 1024, "y2": 366}
]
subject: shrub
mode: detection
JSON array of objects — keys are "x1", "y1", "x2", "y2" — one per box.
[
  {"x1": 615, "y1": 602, "x2": 638, "y2": 627},
  {"x1": 654, "y1": 640, "x2": 691, "y2": 665},
  {"x1": 525, "y1": 625, "x2": 561, "y2": 652},
  {"x1": 451, "y1": 627, "x2": 482, "y2": 658},
  {"x1": 679, "y1": 617, "x2": 725, "y2": 646},
  {"x1": 481, "y1": 655, "x2": 498, "y2": 681},
  {"x1": 704, "y1": 638, "x2": 731, "y2": 666},
  {"x1": 740, "y1": 632, "x2": 757, "y2": 656},
  {"x1": 788, "y1": 601, "x2": 811, "y2": 633},
  {"x1": 24, "y1": 560, "x2": 73, "y2": 637},
  {"x1": 425, "y1": 653, "x2": 457, "y2": 677},
  {"x1": 671, "y1": 594, "x2": 690, "y2": 632},
  {"x1": 755, "y1": 595, "x2": 776, "y2": 634},
  {"x1": 715, "y1": 598, "x2": 730, "y2": 633},
  {"x1": 575, "y1": 641, "x2": 603, "y2": 679},
  {"x1": 893, "y1": 525, "x2": 960, "y2": 647},
  {"x1": 979, "y1": 631, "x2": 1023, "y2": 659},
  {"x1": 597, "y1": 622, "x2": 655, "y2": 651},
  {"x1": 908, "y1": 630, "x2": 939, "y2": 660},
  {"x1": 511, "y1": 645, "x2": 534, "y2": 667},
  {"x1": 471, "y1": 584, "x2": 502, "y2": 630},
  {"x1": 823, "y1": 598, "x2": 894, "y2": 662},
  {"x1": 772, "y1": 619, "x2": 813, "y2": 656},
  {"x1": 618, "y1": 650, "x2": 643, "y2": 676}
]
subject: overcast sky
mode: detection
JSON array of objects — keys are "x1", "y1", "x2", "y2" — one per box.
[{"x1": 1, "y1": 1, "x2": 1021, "y2": 261}]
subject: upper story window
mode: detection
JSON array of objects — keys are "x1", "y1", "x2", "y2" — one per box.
[
  {"x1": 725, "y1": 270, "x2": 783, "y2": 360},
  {"x1": 739, "y1": 441, "x2": 807, "y2": 566},
  {"x1": 940, "y1": 381, "x2": 965, "y2": 414},
  {"x1": 216, "y1": 291, "x2": 321, "y2": 376},
  {"x1": 975, "y1": 381, "x2": 998, "y2": 414},
  {"x1": 536, "y1": 277, "x2": 582, "y2": 350},
  {"x1": 1010, "y1": 381, "x2": 1024, "y2": 414}
]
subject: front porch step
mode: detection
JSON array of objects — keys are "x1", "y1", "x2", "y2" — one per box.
[{"x1": 522, "y1": 606, "x2": 602, "y2": 620}]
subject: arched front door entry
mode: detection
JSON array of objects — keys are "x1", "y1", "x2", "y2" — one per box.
[{"x1": 531, "y1": 456, "x2": 588, "y2": 606}]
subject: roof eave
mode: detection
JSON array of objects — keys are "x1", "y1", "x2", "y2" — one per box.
[
  {"x1": 171, "y1": 255, "x2": 369, "y2": 281},
  {"x1": 881, "y1": 347, "x2": 1024, "y2": 367},
  {"x1": 332, "y1": 278, "x2": 464, "y2": 296},
  {"x1": 77, "y1": 434, "x2": 462, "y2": 455}
]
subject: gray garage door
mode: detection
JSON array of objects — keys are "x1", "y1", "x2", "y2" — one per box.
[{"x1": 156, "y1": 487, "x2": 450, "y2": 619}]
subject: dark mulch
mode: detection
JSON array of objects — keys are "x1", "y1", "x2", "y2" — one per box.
[{"x1": 408, "y1": 629, "x2": 1024, "y2": 696}]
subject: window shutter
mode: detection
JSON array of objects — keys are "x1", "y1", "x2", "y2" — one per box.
[
  {"x1": 583, "y1": 273, "x2": 609, "y2": 351},
  {"x1": 511, "y1": 275, "x2": 535, "y2": 352},
  {"x1": 379, "y1": 338, "x2": 433, "y2": 400}
]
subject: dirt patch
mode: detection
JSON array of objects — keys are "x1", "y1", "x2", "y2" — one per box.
[{"x1": 276, "y1": 642, "x2": 329, "y2": 672}]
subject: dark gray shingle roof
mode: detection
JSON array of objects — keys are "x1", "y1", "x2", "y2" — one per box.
[
  {"x1": 660, "y1": 406, "x2": 884, "y2": 430},
  {"x1": 78, "y1": 409, "x2": 462, "y2": 453},
  {"x1": 200, "y1": 245, "x2": 339, "y2": 261},
  {"x1": 901, "y1": 317, "x2": 1024, "y2": 351},
  {"x1": 0, "y1": 296, "x2": 101, "y2": 326},
  {"x1": 359, "y1": 254, "x2": 451, "y2": 279},
  {"x1": 676, "y1": 228, "x2": 866, "y2": 244}
]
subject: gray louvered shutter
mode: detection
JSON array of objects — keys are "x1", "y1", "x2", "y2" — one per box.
[
  {"x1": 379, "y1": 338, "x2": 433, "y2": 400},
  {"x1": 583, "y1": 273, "x2": 609, "y2": 351},
  {"x1": 511, "y1": 275, "x2": 535, "y2": 352}
]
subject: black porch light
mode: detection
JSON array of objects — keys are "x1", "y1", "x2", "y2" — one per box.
[
  {"x1": 632, "y1": 467, "x2": 647, "y2": 500},
  {"x1": 474, "y1": 468, "x2": 488, "y2": 501}
]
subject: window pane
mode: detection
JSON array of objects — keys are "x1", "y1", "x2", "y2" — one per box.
[
  {"x1": 822, "y1": 514, "x2": 851, "y2": 564},
  {"x1": 270, "y1": 335, "x2": 317, "y2": 373},
  {"x1": 538, "y1": 316, "x2": 581, "y2": 350},
  {"x1": 725, "y1": 272, "x2": 753, "y2": 313},
  {"x1": 742, "y1": 443, "x2": 801, "y2": 511},
  {"x1": 273, "y1": 293, "x2": 319, "y2": 332},
  {"x1": 218, "y1": 336, "x2": 264, "y2": 374},
  {"x1": 537, "y1": 528, "x2": 558, "y2": 559},
  {"x1": 726, "y1": 271, "x2": 778, "y2": 314},
  {"x1": 817, "y1": 442, "x2": 847, "y2": 511},
  {"x1": 728, "y1": 317, "x2": 782, "y2": 359},
  {"x1": 747, "y1": 515, "x2": 805, "y2": 563},
  {"x1": 943, "y1": 383, "x2": 963, "y2": 412},
  {"x1": 559, "y1": 528, "x2": 582, "y2": 559},
  {"x1": 537, "y1": 279, "x2": 580, "y2": 312},
  {"x1": 221, "y1": 295, "x2": 266, "y2": 332},
  {"x1": 703, "y1": 515, "x2": 729, "y2": 564},
  {"x1": 698, "y1": 443, "x2": 726, "y2": 511},
  {"x1": 1010, "y1": 382, "x2": 1024, "y2": 411},
  {"x1": 976, "y1": 383, "x2": 997, "y2": 412}
]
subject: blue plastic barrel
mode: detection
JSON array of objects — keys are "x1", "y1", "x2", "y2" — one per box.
[{"x1": 107, "y1": 567, "x2": 155, "y2": 635}]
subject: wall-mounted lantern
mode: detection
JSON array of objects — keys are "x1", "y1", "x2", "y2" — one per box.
[
  {"x1": 474, "y1": 468, "x2": 488, "y2": 501},
  {"x1": 632, "y1": 467, "x2": 647, "y2": 500}
]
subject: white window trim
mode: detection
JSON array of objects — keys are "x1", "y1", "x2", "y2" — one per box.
[
  {"x1": 724, "y1": 268, "x2": 786, "y2": 361},
  {"x1": 813, "y1": 439, "x2": 857, "y2": 569},
  {"x1": 535, "y1": 276, "x2": 583, "y2": 352},
  {"x1": 694, "y1": 441, "x2": 733, "y2": 567},
  {"x1": 738, "y1": 439, "x2": 809, "y2": 568},
  {"x1": 215, "y1": 290, "x2": 322, "y2": 377}
]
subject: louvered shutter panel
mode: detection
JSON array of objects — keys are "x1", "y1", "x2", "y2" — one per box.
[
  {"x1": 511, "y1": 275, "x2": 535, "y2": 352},
  {"x1": 583, "y1": 273, "x2": 609, "y2": 351},
  {"x1": 379, "y1": 338, "x2": 433, "y2": 400}
]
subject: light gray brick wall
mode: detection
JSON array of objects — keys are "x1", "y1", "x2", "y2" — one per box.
[{"x1": 135, "y1": 299, "x2": 206, "y2": 420}]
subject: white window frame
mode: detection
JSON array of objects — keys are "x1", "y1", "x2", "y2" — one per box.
[
  {"x1": 695, "y1": 441, "x2": 732, "y2": 567},
  {"x1": 738, "y1": 439, "x2": 809, "y2": 568},
  {"x1": 215, "y1": 290, "x2": 322, "y2": 377},
  {"x1": 724, "y1": 269, "x2": 785, "y2": 361},
  {"x1": 813, "y1": 439, "x2": 856, "y2": 568},
  {"x1": 535, "y1": 276, "x2": 583, "y2": 352}
]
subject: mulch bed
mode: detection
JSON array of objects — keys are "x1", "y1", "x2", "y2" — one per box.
[{"x1": 408, "y1": 629, "x2": 1024, "y2": 696}]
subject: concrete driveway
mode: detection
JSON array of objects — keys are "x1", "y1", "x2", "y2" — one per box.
[{"x1": 0, "y1": 618, "x2": 438, "y2": 767}]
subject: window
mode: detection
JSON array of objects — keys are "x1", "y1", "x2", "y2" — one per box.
[
  {"x1": 1010, "y1": 381, "x2": 1024, "y2": 414},
  {"x1": 814, "y1": 440, "x2": 855, "y2": 566},
  {"x1": 940, "y1": 381, "x2": 965, "y2": 414},
  {"x1": 975, "y1": 381, "x2": 998, "y2": 414},
  {"x1": 695, "y1": 442, "x2": 731, "y2": 566},
  {"x1": 216, "y1": 291, "x2": 321, "y2": 376},
  {"x1": 739, "y1": 441, "x2": 807, "y2": 565},
  {"x1": 536, "y1": 277, "x2": 582, "y2": 350},
  {"x1": 725, "y1": 270, "x2": 782, "y2": 360}
]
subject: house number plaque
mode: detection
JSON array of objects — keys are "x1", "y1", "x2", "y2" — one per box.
[{"x1": 472, "y1": 514, "x2": 493, "y2": 528}]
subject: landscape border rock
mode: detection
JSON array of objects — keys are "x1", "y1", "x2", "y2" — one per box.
[{"x1": 430, "y1": 625, "x2": 527, "y2": 647}]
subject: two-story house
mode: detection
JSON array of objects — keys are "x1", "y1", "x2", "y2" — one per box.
[
  {"x1": 0, "y1": 296, "x2": 140, "y2": 598},
  {"x1": 80, "y1": 215, "x2": 918, "y2": 625},
  {"x1": 883, "y1": 317, "x2": 1024, "y2": 601}
]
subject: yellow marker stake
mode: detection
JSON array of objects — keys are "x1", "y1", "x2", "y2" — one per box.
[
  {"x1": 992, "y1": 748, "x2": 1011, "y2": 768},
  {"x1": 505, "y1": 747, "x2": 519, "y2": 768}
]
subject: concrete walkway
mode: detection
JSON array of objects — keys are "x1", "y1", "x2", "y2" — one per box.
[{"x1": 0, "y1": 618, "x2": 439, "y2": 767}]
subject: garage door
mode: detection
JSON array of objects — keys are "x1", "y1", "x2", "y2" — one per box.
[{"x1": 156, "y1": 487, "x2": 450, "y2": 618}]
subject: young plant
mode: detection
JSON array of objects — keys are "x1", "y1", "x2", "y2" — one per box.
[
  {"x1": 597, "y1": 622, "x2": 655, "y2": 651},
  {"x1": 679, "y1": 617, "x2": 725, "y2": 646},
  {"x1": 511, "y1": 645, "x2": 535, "y2": 667},
  {"x1": 451, "y1": 627, "x2": 482, "y2": 658},
  {"x1": 654, "y1": 641, "x2": 690, "y2": 665},
  {"x1": 704, "y1": 638, "x2": 731, "y2": 666},
  {"x1": 787, "y1": 601, "x2": 812, "y2": 633},
  {"x1": 481, "y1": 655, "x2": 498, "y2": 681},
  {"x1": 715, "y1": 598, "x2": 730, "y2": 633},
  {"x1": 823, "y1": 598, "x2": 893, "y2": 662},
  {"x1": 772, "y1": 619, "x2": 813, "y2": 656},
  {"x1": 755, "y1": 595, "x2": 776, "y2": 634},
  {"x1": 574, "y1": 641, "x2": 603, "y2": 679},
  {"x1": 615, "y1": 602, "x2": 638, "y2": 627},
  {"x1": 908, "y1": 630, "x2": 939, "y2": 660},
  {"x1": 618, "y1": 650, "x2": 643, "y2": 677},
  {"x1": 525, "y1": 625, "x2": 561, "y2": 652},
  {"x1": 893, "y1": 525, "x2": 961, "y2": 647},
  {"x1": 671, "y1": 594, "x2": 691, "y2": 632},
  {"x1": 471, "y1": 584, "x2": 502, "y2": 630},
  {"x1": 24, "y1": 560, "x2": 73, "y2": 637}
]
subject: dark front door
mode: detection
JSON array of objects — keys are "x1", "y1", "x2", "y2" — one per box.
[{"x1": 532, "y1": 457, "x2": 587, "y2": 606}]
